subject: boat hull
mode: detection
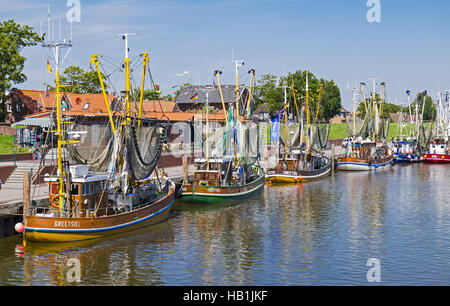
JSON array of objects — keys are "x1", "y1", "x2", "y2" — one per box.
[
  {"x1": 337, "y1": 156, "x2": 393, "y2": 171},
  {"x1": 423, "y1": 154, "x2": 450, "y2": 163},
  {"x1": 181, "y1": 175, "x2": 265, "y2": 204},
  {"x1": 393, "y1": 153, "x2": 422, "y2": 163},
  {"x1": 25, "y1": 184, "x2": 176, "y2": 243},
  {"x1": 266, "y1": 163, "x2": 331, "y2": 183}
]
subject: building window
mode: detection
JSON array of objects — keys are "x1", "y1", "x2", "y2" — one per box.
[
  {"x1": 83, "y1": 102, "x2": 91, "y2": 110},
  {"x1": 6, "y1": 104, "x2": 12, "y2": 113},
  {"x1": 16, "y1": 104, "x2": 21, "y2": 112}
]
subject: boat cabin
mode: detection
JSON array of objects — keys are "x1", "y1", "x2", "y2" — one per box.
[
  {"x1": 193, "y1": 157, "x2": 233, "y2": 186},
  {"x1": 44, "y1": 165, "x2": 109, "y2": 217},
  {"x1": 428, "y1": 140, "x2": 449, "y2": 155},
  {"x1": 393, "y1": 139, "x2": 417, "y2": 155}
]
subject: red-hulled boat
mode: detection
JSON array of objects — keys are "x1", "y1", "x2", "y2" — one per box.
[{"x1": 423, "y1": 140, "x2": 450, "y2": 163}]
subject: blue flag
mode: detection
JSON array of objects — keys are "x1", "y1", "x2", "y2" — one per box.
[{"x1": 270, "y1": 113, "x2": 280, "y2": 142}]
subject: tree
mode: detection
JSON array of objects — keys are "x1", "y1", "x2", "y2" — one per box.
[
  {"x1": 253, "y1": 74, "x2": 283, "y2": 113},
  {"x1": 413, "y1": 91, "x2": 436, "y2": 121},
  {"x1": 48, "y1": 66, "x2": 108, "y2": 94},
  {"x1": 0, "y1": 19, "x2": 43, "y2": 119},
  {"x1": 253, "y1": 70, "x2": 342, "y2": 122}
]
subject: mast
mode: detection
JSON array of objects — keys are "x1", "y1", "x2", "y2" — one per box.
[
  {"x1": 283, "y1": 83, "x2": 288, "y2": 159},
  {"x1": 42, "y1": 8, "x2": 73, "y2": 217},
  {"x1": 407, "y1": 90, "x2": 412, "y2": 134},
  {"x1": 305, "y1": 73, "x2": 310, "y2": 151},
  {"x1": 115, "y1": 33, "x2": 137, "y2": 122},
  {"x1": 352, "y1": 87, "x2": 358, "y2": 137},
  {"x1": 206, "y1": 91, "x2": 210, "y2": 170},
  {"x1": 231, "y1": 59, "x2": 244, "y2": 164}
]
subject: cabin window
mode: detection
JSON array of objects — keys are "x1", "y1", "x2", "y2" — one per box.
[
  {"x1": 51, "y1": 183, "x2": 58, "y2": 194},
  {"x1": 82, "y1": 183, "x2": 92, "y2": 195},
  {"x1": 71, "y1": 184, "x2": 79, "y2": 195}
]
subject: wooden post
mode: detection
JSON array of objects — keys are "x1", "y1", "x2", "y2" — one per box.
[
  {"x1": 182, "y1": 156, "x2": 189, "y2": 183},
  {"x1": 331, "y1": 143, "x2": 335, "y2": 174},
  {"x1": 23, "y1": 172, "x2": 31, "y2": 242}
]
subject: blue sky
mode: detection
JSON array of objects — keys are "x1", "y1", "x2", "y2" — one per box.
[{"x1": 2, "y1": 0, "x2": 450, "y2": 110}]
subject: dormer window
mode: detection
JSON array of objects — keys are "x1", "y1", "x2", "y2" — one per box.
[
  {"x1": 83, "y1": 102, "x2": 91, "y2": 110},
  {"x1": 16, "y1": 104, "x2": 21, "y2": 112},
  {"x1": 6, "y1": 104, "x2": 12, "y2": 112}
]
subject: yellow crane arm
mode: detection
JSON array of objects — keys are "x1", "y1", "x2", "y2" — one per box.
[{"x1": 90, "y1": 54, "x2": 116, "y2": 134}]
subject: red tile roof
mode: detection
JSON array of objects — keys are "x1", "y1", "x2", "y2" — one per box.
[{"x1": 12, "y1": 89, "x2": 116, "y2": 114}]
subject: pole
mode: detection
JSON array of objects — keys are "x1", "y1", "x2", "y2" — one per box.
[
  {"x1": 331, "y1": 143, "x2": 335, "y2": 175},
  {"x1": 91, "y1": 54, "x2": 116, "y2": 134},
  {"x1": 22, "y1": 172, "x2": 30, "y2": 244}
]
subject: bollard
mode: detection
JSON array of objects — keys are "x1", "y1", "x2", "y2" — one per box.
[
  {"x1": 23, "y1": 172, "x2": 31, "y2": 233},
  {"x1": 331, "y1": 143, "x2": 335, "y2": 175}
]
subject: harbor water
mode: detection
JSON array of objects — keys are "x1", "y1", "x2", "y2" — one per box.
[{"x1": 0, "y1": 163, "x2": 448, "y2": 285}]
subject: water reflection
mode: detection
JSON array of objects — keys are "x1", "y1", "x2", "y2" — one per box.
[
  {"x1": 1, "y1": 222, "x2": 175, "y2": 286},
  {"x1": 0, "y1": 164, "x2": 449, "y2": 285}
]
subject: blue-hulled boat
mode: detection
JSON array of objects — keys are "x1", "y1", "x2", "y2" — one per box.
[{"x1": 392, "y1": 138, "x2": 423, "y2": 163}]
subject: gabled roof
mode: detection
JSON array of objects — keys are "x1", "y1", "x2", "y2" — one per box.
[
  {"x1": 10, "y1": 89, "x2": 116, "y2": 114},
  {"x1": 176, "y1": 85, "x2": 246, "y2": 104}
]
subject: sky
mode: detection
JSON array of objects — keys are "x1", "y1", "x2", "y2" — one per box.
[{"x1": 2, "y1": 0, "x2": 450, "y2": 110}]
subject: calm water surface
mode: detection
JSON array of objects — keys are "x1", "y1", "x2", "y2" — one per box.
[{"x1": 0, "y1": 163, "x2": 449, "y2": 285}]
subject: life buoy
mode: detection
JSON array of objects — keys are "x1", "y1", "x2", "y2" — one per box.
[
  {"x1": 199, "y1": 180, "x2": 207, "y2": 186},
  {"x1": 363, "y1": 147, "x2": 368, "y2": 155}
]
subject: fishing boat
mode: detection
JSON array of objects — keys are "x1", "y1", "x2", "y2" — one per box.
[
  {"x1": 181, "y1": 63, "x2": 265, "y2": 204},
  {"x1": 423, "y1": 140, "x2": 450, "y2": 163},
  {"x1": 392, "y1": 90, "x2": 429, "y2": 163},
  {"x1": 24, "y1": 32, "x2": 175, "y2": 243},
  {"x1": 423, "y1": 91, "x2": 450, "y2": 163},
  {"x1": 337, "y1": 80, "x2": 394, "y2": 171},
  {"x1": 266, "y1": 76, "x2": 331, "y2": 183}
]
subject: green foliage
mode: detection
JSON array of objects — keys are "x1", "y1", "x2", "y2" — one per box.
[
  {"x1": 253, "y1": 70, "x2": 342, "y2": 122},
  {"x1": 0, "y1": 19, "x2": 43, "y2": 119},
  {"x1": 253, "y1": 74, "x2": 283, "y2": 113},
  {"x1": 356, "y1": 91, "x2": 436, "y2": 122},
  {"x1": 413, "y1": 91, "x2": 436, "y2": 121},
  {"x1": 48, "y1": 66, "x2": 108, "y2": 94},
  {"x1": 0, "y1": 134, "x2": 30, "y2": 154}
]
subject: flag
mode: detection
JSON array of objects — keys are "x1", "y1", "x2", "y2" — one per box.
[
  {"x1": 47, "y1": 59, "x2": 52, "y2": 73},
  {"x1": 270, "y1": 113, "x2": 280, "y2": 142},
  {"x1": 190, "y1": 93, "x2": 198, "y2": 103},
  {"x1": 45, "y1": 85, "x2": 49, "y2": 98}
]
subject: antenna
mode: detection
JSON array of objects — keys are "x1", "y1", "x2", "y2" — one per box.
[
  {"x1": 42, "y1": 6, "x2": 73, "y2": 73},
  {"x1": 114, "y1": 33, "x2": 137, "y2": 59}
]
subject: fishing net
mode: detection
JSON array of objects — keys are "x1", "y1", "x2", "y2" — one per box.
[
  {"x1": 66, "y1": 121, "x2": 115, "y2": 172},
  {"x1": 279, "y1": 123, "x2": 301, "y2": 151},
  {"x1": 377, "y1": 119, "x2": 390, "y2": 141},
  {"x1": 310, "y1": 123, "x2": 330, "y2": 151},
  {"x1": 417, "y1": 123, "x2": 433, "y2": 151},
  {"x1": 126, "y1": 122, "x2": 162, "y2": 181}
]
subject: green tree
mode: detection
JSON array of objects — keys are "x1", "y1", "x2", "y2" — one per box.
[
  {"x1": 253, "y1": 73, "x2": 283, "y2": 113},
  {"x1": 0, "y1": 19, "x2": 43, "y2": 119},
  {"x1": 255, "y1": 70, "x2": 342, "y2": 122},
  {"x1": 413, "y1": 91, "x2": 436, "y2": 121},
  {"x1": 48, "y1": 65, "x2": 108, "y2": 94}
]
